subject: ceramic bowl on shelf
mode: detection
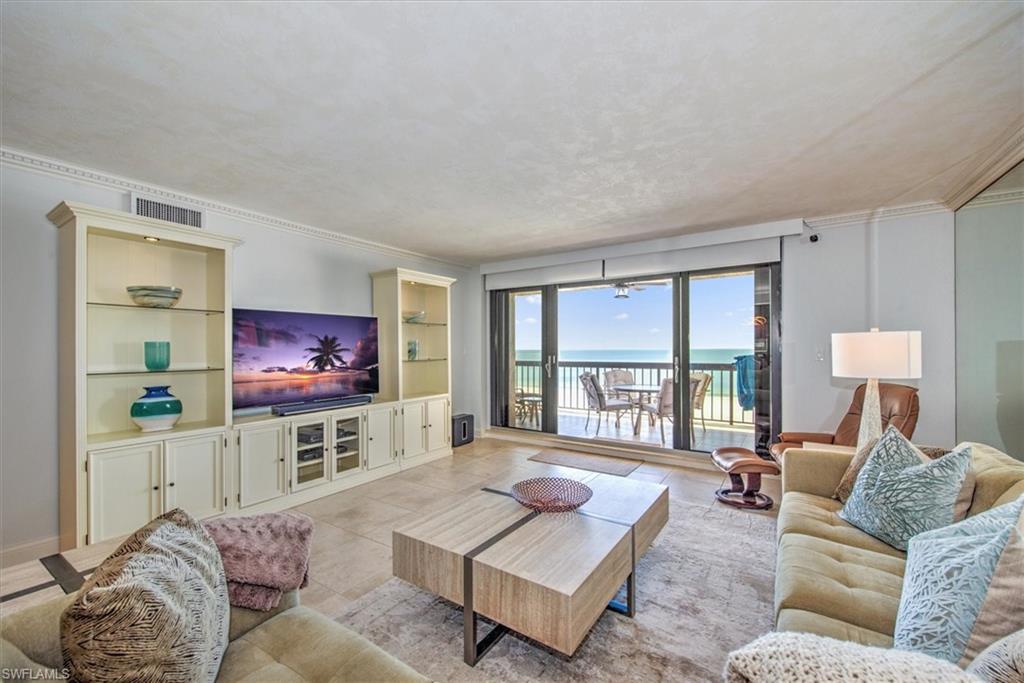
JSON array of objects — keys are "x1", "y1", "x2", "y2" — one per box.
[
  {"x1": 402, "y1": 310, "x2": 427, "y2": 323},
  {"x1": 127, "y1": 285, "x2": 182, "y2": 308}
]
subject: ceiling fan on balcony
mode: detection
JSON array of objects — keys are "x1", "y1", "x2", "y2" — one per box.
[{"x1": 610, "y1": 280, "x2": 668, "y2": 299}]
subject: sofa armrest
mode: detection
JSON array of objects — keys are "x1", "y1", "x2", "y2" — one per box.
[
  {"x1": 228, "y1": 588, "x2": 300, "y2": 641},
  {"x1": 0, "y1": 593, "x2": 76, "y2": 670},
  {"x1": 778, "y1": 431, "x2": 835, "y2": 445},
  {"x1": 781, "y1": 448, "x2": 855, "y2": 498}
]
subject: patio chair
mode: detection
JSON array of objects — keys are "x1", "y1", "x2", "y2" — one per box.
[
  {"x1": 689, "y1": 372, "x2": 712, "y2": 431},
  {"x1": 579, "y1": 372, "x2": 632, "y2": 432},
  {"x1": 603, "y1": 369, "x2": 637, "y2": 404},
  {"x1": 639, "y1": 377, "x2": 677, "y2": 444}
]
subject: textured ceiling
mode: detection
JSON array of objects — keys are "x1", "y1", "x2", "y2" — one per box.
[{"x1": 2, "y1": 2, "x2": 1022, "y2": 263}]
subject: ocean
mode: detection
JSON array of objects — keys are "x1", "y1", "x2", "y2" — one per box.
[{"x1": 515, "y1": 348, "x2": 751, "y2": 364}]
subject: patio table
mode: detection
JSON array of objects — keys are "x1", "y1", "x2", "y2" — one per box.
[{"x1": 611, "y1": 384, "x2": 662, "y2": 435}]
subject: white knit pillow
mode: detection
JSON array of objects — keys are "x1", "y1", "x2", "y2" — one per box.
[
  {"x1": 724, "y1": 632, "x2": 980, "y2": 683},
  {"x1": 967, "y1": 630, "x2": 1024, "y2": 683}
]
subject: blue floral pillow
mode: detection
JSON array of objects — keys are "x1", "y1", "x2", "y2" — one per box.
[{"x1": 838, "y1": 426, "x2": 971, "y2": 550}]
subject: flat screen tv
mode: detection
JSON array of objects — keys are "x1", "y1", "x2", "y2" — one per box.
[{"x1": 232, "y1": 308, "x2": 378, "y2": 413}]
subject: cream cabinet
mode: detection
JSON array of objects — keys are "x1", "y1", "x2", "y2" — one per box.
[
  {"x1": 371, "y1": 269, "x2": 455, "y2": 403},
  {"x1": 52, "y1": 201, "x2": 240, "y2": 549},
  {"x1": 331, "y1": 413, "x2": 362, "y2": 479},
  {"x1": 164, "y1": 434, "x2": 225, "y2": 520},
  {"x1": 87, "y1": 442, "x2": 163, "y2": 544},
  {"x1": 239, "y1": 423, "x2": 287, "y2": 507},
  {"x1": 426, "y1": 398, "x2": 449, "y2": 452},
  {"x1": 402, "y1": 401, "x2": 427, "y2": 460},
  {"x1": 366, "y1": 405, "x2": 397, "y2": 470},
  {"x1": 291, "y1": 418, "x2": 330, "y2": 492}
]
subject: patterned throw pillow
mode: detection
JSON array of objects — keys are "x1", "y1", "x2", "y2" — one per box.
[
  {"x1": 61, "y1": 509, "x2": 229, "y2": 682},
  {"x1": 894, "y1": 495, "x2": 1024, "y2": 665},
  {"x1": 835, "y1": 438, "x2": 976, "y2": 521},
  {"x1": 838, "y1": 426, "x2": 971, "y2": 550},
  {"x1": 967, "y1": 630, "x2": 1024, "y2": 683}
]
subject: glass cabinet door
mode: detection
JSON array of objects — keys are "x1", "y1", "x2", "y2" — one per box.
[
  {"x1": 332, "y1": 414, "x2": 362, "y2": 478},
  {"x1": 292, "y1": 418, "x2": 328, "y2": 490}
]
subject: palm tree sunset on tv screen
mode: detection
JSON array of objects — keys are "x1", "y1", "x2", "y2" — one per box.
[{"x1": 232, "y1": 309, "x2": 379, "y2": 410}]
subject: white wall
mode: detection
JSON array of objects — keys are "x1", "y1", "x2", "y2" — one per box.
[
  {"x1": 0, "y1": 160, "x2": 483, "y2": 557},
  {"x1": 955, "y1": 196, "x2": 1024, "y2": 458},
  {"x1": 781, "y1": 211, "x2": 957, "y2": 446}
]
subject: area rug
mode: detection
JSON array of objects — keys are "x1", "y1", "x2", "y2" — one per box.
[
  {"x1": 527, "y1": 449, "x2": 642, "y2": 476},
  {"x1": 336, "y1": 500, "x2": 776, "y2": 682}
]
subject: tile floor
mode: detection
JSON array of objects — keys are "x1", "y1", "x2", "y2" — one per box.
[{"x1": 0, "y1": 436, "x2": 780, "y2": 621}]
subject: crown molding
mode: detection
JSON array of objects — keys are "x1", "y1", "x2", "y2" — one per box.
[
  {"x1": 803, "y1": 200, "x2": 949, "y2": 230},
  {"x1": 956, "y1": 188, "x2": 1024, "y2": 210},
  {"x1": 943, "y1": 120, "x2": 1024, "y2": 211},
  {"x1": 0, "y1": 147, "x2": 467, "y2": 268}
]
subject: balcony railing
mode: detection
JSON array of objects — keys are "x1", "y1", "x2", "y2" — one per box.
[{"x1": 514, "y1": 359, "x2": 753, "y2": 426}]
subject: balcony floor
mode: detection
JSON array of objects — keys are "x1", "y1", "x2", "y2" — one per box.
[{"x1": 514, "y1": 408, "x2": 754, "y2": 452}]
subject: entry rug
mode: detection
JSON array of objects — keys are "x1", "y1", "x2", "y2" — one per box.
[
  {"x1": 528, "y1": 449, "x2": 642, "y2": 476},
  {"x1": 336, "y1": 500, "x2": 776, "y2": 682}
]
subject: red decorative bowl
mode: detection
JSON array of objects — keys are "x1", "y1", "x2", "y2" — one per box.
[{"x1": 510, "y1": 477, "x2": 593, "y2": 512}]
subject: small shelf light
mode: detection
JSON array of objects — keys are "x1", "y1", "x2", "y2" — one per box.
[
  {"x1": 144, "y1": 236, "x2": 160, "y2": 243},
  {"x1": 614, "y1": 285, "x2": 630, "y2": 299}
]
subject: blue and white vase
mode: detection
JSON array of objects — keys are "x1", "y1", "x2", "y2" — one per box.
[{"x1": 130, "y1": 386, "x2": 182, "y2": 432}]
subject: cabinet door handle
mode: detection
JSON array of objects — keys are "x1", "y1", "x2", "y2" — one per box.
[
  {"x1": 152, "y1": 486, "x2": 159, "y2": 491},
  {"x1": 279, "y1": 457, "x2": 284, "y2": 462},
  {"x1": 168, "y1": 482, "x2": 175, "y2": 487},
  {"x1": 369, "y1": 436, "x2": 374, "y2": 441}
]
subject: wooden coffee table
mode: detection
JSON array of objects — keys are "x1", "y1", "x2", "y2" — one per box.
[{"x1": 392, "y1": 473, "x2": 669, "y2": 664}]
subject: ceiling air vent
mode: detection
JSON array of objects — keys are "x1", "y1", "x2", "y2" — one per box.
[{"x1": 131, "y1": 193, "x2": 204, "y2": 228}]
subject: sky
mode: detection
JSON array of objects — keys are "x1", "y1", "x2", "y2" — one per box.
[{"x1": 513, "y1": 273, "x2": 754, "y2": 351}]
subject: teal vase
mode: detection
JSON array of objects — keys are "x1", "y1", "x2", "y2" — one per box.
[
  {"x1": 130, "y1": 386, "x2": 182, "y2": 432},
  {"x1": 144, "y1": 341, "x2": 171, "y2": 371}
]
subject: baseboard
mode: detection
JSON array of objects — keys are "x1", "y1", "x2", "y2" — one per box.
[
  {"x1": 481, "y1": 427, "x2": 721, "y2": 473},
  {"x1": 1, "y1": 536, "x2": 59, "y2": 569}
]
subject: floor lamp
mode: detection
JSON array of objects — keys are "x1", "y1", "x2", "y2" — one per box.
[{"x1": 831, "y1": 328, "x2": 922, "y2": 451}]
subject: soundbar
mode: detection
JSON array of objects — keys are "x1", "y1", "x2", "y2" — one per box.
[{"x1": 271, "y1": 394, "x2": 373, "y2": 416}]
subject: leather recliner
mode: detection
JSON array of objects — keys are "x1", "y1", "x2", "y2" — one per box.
[{"x1": 769, "y1": 383, "x2": 919, "y2": 459}]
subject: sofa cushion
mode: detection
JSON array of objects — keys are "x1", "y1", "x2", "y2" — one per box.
[
  {"x1": 777, "y1": 492, "x2": 906, "y2": 558},
  {"x1": 62, "y1": 509, "x2": 229, "y2": 683},
  {"x1": 776, "y1": 609, "x2": 893, "y2": 648},
  {"x1": 216, "y1": 606, "x2": 428, "y2": 682},
  {"x1": 894, "y1": 495, "x2": 1024, "y2": 665},
  {"x1": 775, "y1": 533, "x2": 906, "y2": 636},
  {"x1": 968, "y1": 442, "x2": 1024, "y2": 516},
  {"x1": 838, "y1": 428, "x2": 971, "y2": 550}
]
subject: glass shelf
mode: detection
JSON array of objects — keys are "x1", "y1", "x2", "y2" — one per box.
[
  {"x1": 87, "y1": 367, "x2": 225, "y2": 376},
  {"x1": 402, "y1": 321, "x2": 447, "y2": 327},
  {"x1": 404, "y1": 358, "x2": 447, "y2": 363},
  {"x1": 87, "y1": 302, "x2": 225, "y2": 315}
]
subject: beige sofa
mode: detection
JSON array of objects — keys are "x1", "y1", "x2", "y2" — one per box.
[
  {"x1": 775, "y1": 442, "x2": 1024, "y2": 646},
  {"x1": 0, "y1": 589, "x2": 428, "y2": 682}
]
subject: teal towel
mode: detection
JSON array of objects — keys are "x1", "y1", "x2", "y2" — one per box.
[{"x1": 734, "y1": 354, "x2": 756, "y2": 410}]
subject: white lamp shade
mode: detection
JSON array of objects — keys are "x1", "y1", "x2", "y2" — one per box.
[{"x1": 831, "y1": 330, "x2": 922, "y2": 379}]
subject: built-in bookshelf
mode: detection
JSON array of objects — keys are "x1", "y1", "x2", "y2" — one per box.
[
  {"x1": 371, "y1": 268, "x2": 455, "y2": 402},
  {"x1": 50, "y1": 202, "x2": 240, "y2": 548}
]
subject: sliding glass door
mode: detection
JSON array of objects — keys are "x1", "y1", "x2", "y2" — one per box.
[
  {"x1": 556, "y1": 278, "x2": 674, "y2": 445},
  {"x1": 491, "y1": 264, "x2": 780, "y2": 456},
  {"x1": 679, "y1": 264, "x2": 780, "y2": 454},
  {"x1": 490, "y1": 287, "x2": 558, "y2": 433}
]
